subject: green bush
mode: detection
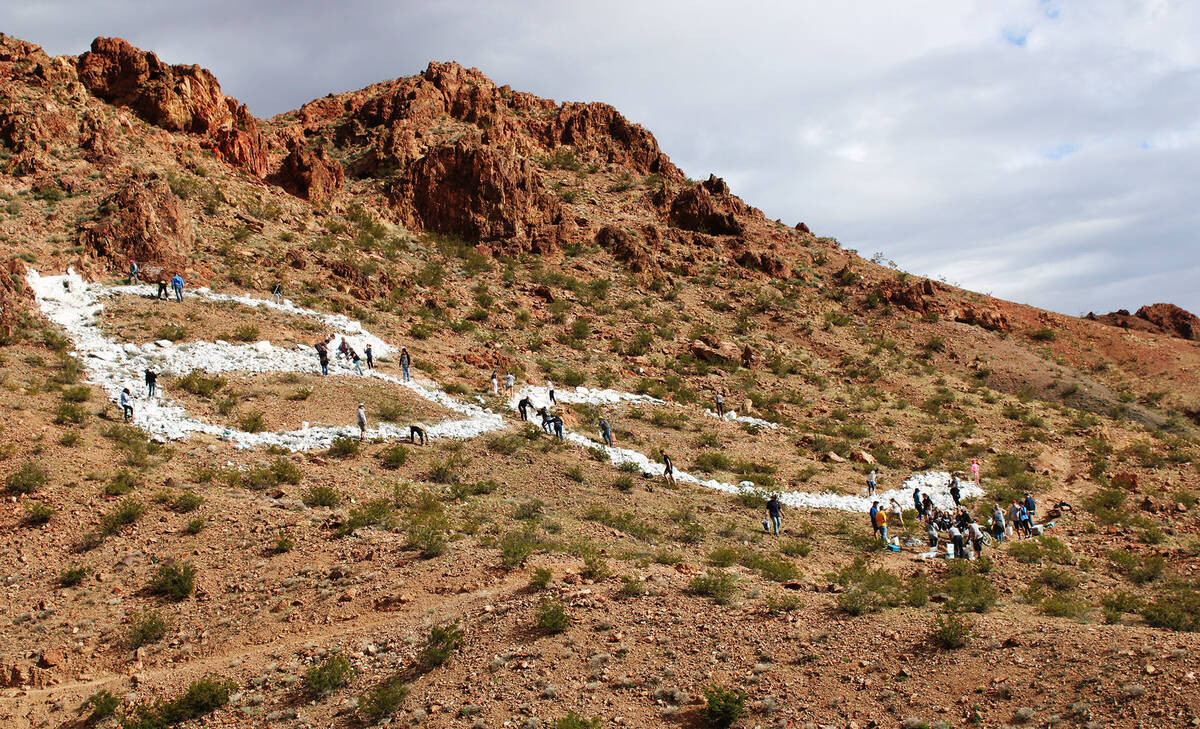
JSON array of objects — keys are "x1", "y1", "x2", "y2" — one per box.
[
  {"x1": 529, "y1": 567, "x2": 552, "y2": 590},
  {"x1": 100, "y1": 497, "x2": 146, "y2": 536},
  {"x1": 613, "y1": 474, "x2": 635, "y2": 492},
  {"x1": 269, "y1": 457, "x2": 302, "y2": 484},
  {"x1": 357, "y1": 676, "x2": 409, "y2": 723},
  {"x1": 6, "y1": 461, "x2": 48, "y2": 493},
  {"x1": 500, "y1": 529, "x2": 540, "y2": 568},
  {"x1": 380, "y1": 444, "x2": 410, "y2": 469},
  {"x1": 328, "y1": 436, "x2": 360, "y2": 458},
  {"x1": 54, "y1": 400, "x2": 90, "y2": 425},
  {"x1": 944, "y1": 574, "x2": 997, "y2": 613},
  {"x1": 149, "y1": 562, "x2": 197, "y2": 601},
  {"x1": 155, "y1": 324, "x2": 188, "y2": 342},
  {"x1": 177, "y1": 371, "x2": 224, "y2": 397},
  {"x1": 688, "y1": 569, "x2": 739, "y2": 605},
  {"x1": 184, "y1": 518, "x2": 205, "y2": 535},
  {"x1": 1008, "y1": 541, "x2": 1043, "y2": 564},
  {"x1": 81, "y1": 689, "x2": 120, "y2": 721},
  {"x1": 237, "y1": 410, "x2": 266, "y2": 433},
  {"x1": 835, "y1": 561, "x2": 906, "y2": 615},
  {"x1": 58, "y1": 564, "x2": 88, "y2": 587},
  {"x1": 933, "y1": 613, "x2": 972, "y2": 648},
  {"x1": 271, "y1": 529, "x2": 295, "y2": 554},
  {"x1": 565, "y1": 465, "x2": 585, "y2": 483},
  {"x1": 419, "y1": 621, "x2": 463, "y2": 668},
  {"x1": 702, "y1": 685, "x2": 747, "y2": 729},
  {"x1": 105, "y1": 469, "x2": 139, "y2": 496},
  {"x1": 1038, "y1": 567, "x2": 1078, "y2": 591},
  {"x1": 126, "y1": 608, "x2": 168, "y2": 649},
  {"x1": 338, "y1": 499, "x2": 395, "y2": 536},
  {"x1": 303, "y1": 485, "x2": 341, "y2": 507},
  {"x1": 1141, "y1": 589, "x2": 1200, "y2": 631},
  {"x1": 120, "y1": 675, "x2": 235, "y2": 729},
  {"x1": 536, "y1": 598, "x2": 571, "y2": 633},
  {"x1": 1108, "y1": 549, "x2": 1165, "y2": 583},
  {"x1": 229, "y1": 324, "x2": 259, "y2": 342},
  {"x1": 171, "y1": 490, "x2": 203, "y2": 513},
  {"x1": 303, "y1": 655, "x2": 356, "y2": 697},
  {"x1": 554, "y1": 712, "x2": 602, "y2": 729},
  {"x1": 1039, "y1": 593, "x2": 1089, "y2": 618},
  {"x1": 23, "y1": 501, "x2": 55, "y2": 526}
]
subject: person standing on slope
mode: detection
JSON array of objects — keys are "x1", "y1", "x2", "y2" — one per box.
[
  {"x1": 715, "y1": 392, "x2": 725, "y2": 418},
  {"x1": 272, "y1": 281, "x2": 283, "y2": 304},
  {"x1": 364, "y1": 344, "x2": 373, "y2": 369},
  {"x1": 490, "y1": 370, "x2": 499, "y2": 396},
  {"x1": 970, "y1": 458, "x2": 980, "y2": 483},
  {"x1": 350, "y1": 347, "x2": 364, "y2": 375},
  {"x1": 661, "y1": 450, "x2": 676, "y2": 488},
  {"x1": 504, "y1": 372, "x2": 515, "y2": 397},
  {"x1": 144, "y1": 368, "x2": 157, "y2": 398},
  {"x1": 990, "y1": 502, "x2": 1006, "y2": 543},
  {"x1": 766, "y1": 493, "x2": 783, "y2": 536},
  {"x1": 547, "y1": 379, "x2": 556, "y2": 405},
  {"x1": 129, "y1": 260, "x2": 139, "y2": 285},
  {"x1": 517, "y1": 396, "x2": 532, "y2": 422},
  {"x1": 170, "y1": 273, "x2": 184, "y2": 302},
  {"x1": 120, "y1": 388, "x2": 133, "y2": 422},
  {"x1": 551, "y1": 415, "x2": 564, "y2": 441},
  {"x1": 912, "y1": 487, "x2": 923, "y2": 517},
  {"x1": 878, "y1": 507, "x2": 889, "y2": 544},
  {"x1": 949, "y1": 475, "x2": 961, "y2": 508},
  {"x1": 399, "y1": 347, "x2": 412, "y2": 382},
  {"x1": 867, "y1": 468, "x2": 877, "y2": 497},
  {"x1": 356, "y1": 403, "x2": 367, "y2": 441},
  {"x1": 315, "y1": 337, "x2": 330, "y2": 376},
  {"x1": 598, "y1": 417, "x2": 613, "y2": 447},
  {"x1": 870, "y1": 501, "x2": 881, "y2": 539}
]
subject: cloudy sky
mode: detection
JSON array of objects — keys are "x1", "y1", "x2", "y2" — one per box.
[{"x1": 5, "y1": 1, "x2": 1198, "y2": 315}]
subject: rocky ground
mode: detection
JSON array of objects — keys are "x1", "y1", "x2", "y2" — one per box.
[{"x1": 1, "y1": 31, "x2": 1199, "y2": 729}]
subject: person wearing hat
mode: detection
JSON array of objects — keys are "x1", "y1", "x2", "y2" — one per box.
[{"x1": 356, "y1": 403, "x2": 367, "y2": 441}]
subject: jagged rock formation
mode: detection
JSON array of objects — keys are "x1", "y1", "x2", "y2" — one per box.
[
  {"x1": 78, "y1": 172, "x2": 193, "y2": 268},
  {"x1": 1087, "y1": 303, "x2": 1200, "y2": 340}
]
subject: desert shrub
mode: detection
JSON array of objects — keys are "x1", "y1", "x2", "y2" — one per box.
[
  {"x1": 1108, "y1": 549, "x2": 1166, "y2": 584},
  {"x1": 449, "y1": 479, "x2": 498, "y2": 500},
  {"x1": 702, "y1": 685, "x2": 747, "y2": 729},
  {"x1": 583, "y1": 505, "x2": 659, "y2": 540},
  {"x1": 6, "y1": 461, "x2": 48, "y2": 493},
  {"x1": 54, "y1": 400, "x2": 89, "y2": 425},
  {"x1": 1008, "y1": 541, "x2": 1043, "y2": 564},
  {"x1": 500, "y1": 529, "x2": 540, "y2": 568},
  {"x1": 1038, "y1": 567, "x2": 1078, "y2": 591},
  {"x1": 835, "y1": 562, "x2": 905, "y2": 615},
  {"x1": 1140, "y1": 588, "x2": 1200, "y2": 631},
  {"x1": 81, "y1": 689, "x2": 120, "y2": 721},
  {"x1": 380, "y1": 444, "x2": 410, "y2": 469},
  {"x1": 1029, "y1": 327, "x2": 1057, "y2": 342},
  {"x1": 149, "y1": 562, "x2": 197, "y2": 601},
  {"x1": 237, "y1": 410, "x2": 266, "y2": 433},
  {"x1": 529, "y1": 567, "x2": 552, "y2": 590},
  {"x1": 1085, "y1": 487, "x2": 1127, "y2": 524},
  {"x1": 184, "y1": 518, "x2": 205, "y2": 534},
  {"x1": 694, "y1": 451, "x2": 733, "y2": 473},
  {"x1": 1140, "y1": 525, "x2": 1166, "y2": 545},
  {"x1": 229, "y1": 324, "x2": 259, "y2": 342},
  {"x1": 746, "y1": 553, "x2": 799, "y2": 582},
  {"x1": 155, "y1": 324, "x2": 188, "y2": 342},
  {"x1": 565, "y1": 465, "x2": 585, "y2": 483},
  {"x1": 1040, "y1": 593, "x2": 1089, "y2": 618},
  {"x1": 406, "y1": 512, "x2": 448, "y2": 558},
  {"x1": 119, "y1": 675, "x2": 235, "y2": 729},
  {"x1": 554, "y1": 712, "x2": 602, "y2": 729},
  {"x1": 1101, "y1": 590, "x2": 1143, "y2": 623},
  {"x1": 303, "y1": 485, "x2": 341, "y2": 507},
  {"x1": 177, "y1": 371, "x2": 224, "y2": 397},
  {"x1": 613, "y1": 474, "x2": 636, "y2": 492},
  {"x1": 779, "y1": 539, "x2": 812, "y2": 558},
  {"x1": 419, "y1": 621, "x2": 463, "y2": 668},
  {"x1": 106, "y1": 469, "x2": 139, "y2": 496},
  {"x1": 708, "y1": 545, "x2": 742, "y2": 568},
  {"x1": 620, "y1": 574, "x2": 646, "y2": 596},
  {"x1": 271, "y1": 529, "x2": 295, "y2": 554},
  {"x1": 23, "y1": 501, "x2": 55, "y2": 526},
  {"x1": 933, "y1": 613, "x2": 972, "y2": 649},
  {"x1": 688, "y1": 569, "x2": 739, "y2": 605},
  {"x1": 338, "y1": 498, "x2": 396, "y2": 536},
  {"x1": 944, "y1": 573, "x2": 997, "y2": 613},
  {"x1": 126, "y1": 608, "x2": 168, "y2": 649},
  {"x1": 171, "y1": 490, "x2": 203, "y2": 513},
  {"x1": 58, "y1": 564, "x2": 88, "y2": 587},
  {"x1": 328, "y1": 436, "x2": 360, "y2": 458},
  {"x1": 304, "y1": 655, "x2": 356, "y2": 697},
  {"x1": 100, "y1": 497, "x2": 146, "y2": 535},
  {"x1": 268, "y1": 456, "x2": 302, "y2": 484},
  {"x1": 428, "y1": 455, "x2": 466, "y2": 484},
  {"x1": 536, "y1": 597, "x2": 571, "y2": 633},
  {"x1": 357, "y1": 676, "x2": 409, "y2": 723},
  {"x1": 581, "y1": 554, "x2": 610, "y2": 579}
]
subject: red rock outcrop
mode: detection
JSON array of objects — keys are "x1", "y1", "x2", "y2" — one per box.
[
  {"x1": 669, "y1": 184, "x2": 743, "y2": 236},
  {"x1": 1086, "y1": 303, "x2": 1200, "y2": 340},
  {"x1": 1134, "y1": 303, "x2": 1199, "y2": 340},
  {"x1": 946, "y1": 305, "x2": 1010, "y2": 333},
  {"x1": 269, "y1": 139, "x2": 343, "y2": 204},
  {"x1": 0, "y1": 259, "x2": 33, "y2": 343},
  {"x1": 540, "y1": 102, "x2": 676, "y2": 174},
  {"x1": 78, "y1": 172, "x2": 193, "y2": 269},
  {"x1": 594, "y1": 225, "x2": 660, "y2": 276},
  {"x1": 389, "y1": 141, "x2": 564, "y2": 251}
]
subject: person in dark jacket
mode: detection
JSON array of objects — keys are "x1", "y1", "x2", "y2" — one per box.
[
  {"x1": 517, "y1": 396, "x2": 532, "y2": 422},
  {"x1": 912, "y1": 488, "x2": 923, "y2": 516},
  {"x1": 399, "y1": 347, "x2": 412, "y2": 381},
  {"x1": 1023, "y1": 492, "x2": 1037, "y2": 524},
  {"x1": 598, "y1": 417, "x2": 613, "y2": 446},
  {"x1": 120, "y1": 388, "x2": 133, "y2": 422},
  {"x1": 144, "y1": 368, "x2": 157, "y2": 397},
  {"x1": 870, "y1": 501, "x2": 880, "y2": 538},
  {"x1": 409, "y1": 424, "x2": 426, "y2": 446},
  {"x1": 766, "y1": 494, "x2": 783, "y2": 535},
  {"x1": 272, "y1": 282, "x2": 283, "y2": 304},
  {"x1": 661, "y1": 450, "x2": 676, "y2": 487},
  {"x1": 157, "y1": 276, "x2": 168, "y2": 300},
  {"x1": 551, "y1": 416, "x2": 564, "y2": 441},
  {"x1": 364, "y1": 344, "x2": 373, "y2": 369},
  {"x1": 950, "y1": 475, "x2": 961, "y2": 507}
]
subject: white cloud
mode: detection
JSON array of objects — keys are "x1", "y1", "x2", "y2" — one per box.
[{"x1": 3, "y1": 0, "x2": 1198, "y2": 313}]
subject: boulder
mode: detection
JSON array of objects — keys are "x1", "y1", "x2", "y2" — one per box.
[
  {"x1": 79, "y1": 172, "x2": 193, "y2": 268},
  {"x1": 1135, "y1": 303, "x2": 1200, "y2": 340},
  {"x1": 669, "y1": 185, "x2": 742, "y2": 235},
  {"x1": 595, "y1": 225, "x2": 659, "y2": 275},
  {"x1": 389, "y1": 141, "x2": 565, "y2": 252},
  {"x1": 270, "y1": 139, "x2": 343, "y2": 204}
]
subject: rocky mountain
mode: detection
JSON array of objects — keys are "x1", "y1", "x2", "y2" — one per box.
[{"x1": 2, "y1": 33, "x2": 1200, "y2": 729}]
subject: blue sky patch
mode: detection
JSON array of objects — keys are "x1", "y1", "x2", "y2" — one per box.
[{"x1": 1045, "y1": 143, "x2": 1079, "y2": 160}]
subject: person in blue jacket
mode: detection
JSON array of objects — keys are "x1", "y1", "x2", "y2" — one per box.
[{"x1": 170, "y1": 273, "x2": 184, "y2": 302}]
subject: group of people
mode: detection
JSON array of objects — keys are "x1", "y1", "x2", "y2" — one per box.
[
  {"x1": 129, "y1": 260, "x2": 184, "y2": 302},
  {"x1": 314, "y1": 335, "x2": 385, "y2": 377}
]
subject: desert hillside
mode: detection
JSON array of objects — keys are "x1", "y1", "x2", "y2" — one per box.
[{"x1": 1, "y1": 33, "x2": 1199, "y2": 729}]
